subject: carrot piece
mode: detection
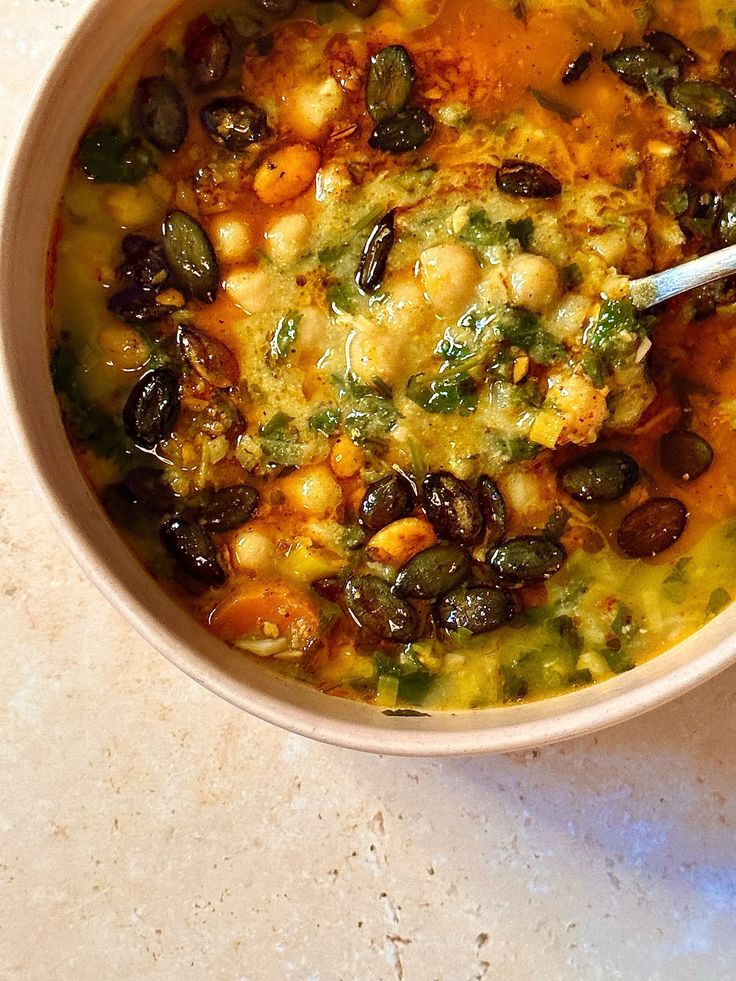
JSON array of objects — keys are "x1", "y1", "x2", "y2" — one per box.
[{"x1": 209, "y1": 577, "x2": 320, "y2": 650}]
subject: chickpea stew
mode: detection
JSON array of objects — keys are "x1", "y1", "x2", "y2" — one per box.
[{"x1": 49, "y1": 0, "x2": 736, "y2": 711}]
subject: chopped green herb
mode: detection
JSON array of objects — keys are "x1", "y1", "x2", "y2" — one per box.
[
  {"x1": 270, "y1": 311, "x2": 301, "y2": 360},
  {"x1": 706, "y1": 587, "x2": 730, "y2": 619},
  {"x1": 259, "y1": 412, "x2": 302, "y2": 465},
  {"x1": 506, "y1": 217, "x2": 535, "y2": 250},
  {"x1": 406, "y1": 370, "x2": 478, "y2": 415},
  {"x1": 460, "y1": 210, "x2": 509, "y2": 250},
  {"x1": 78, "y1": 127, "x2": 153, "y2": 184},
  {"x1": 585, "y1": 299, "x2": 649, "y2": 367},
  {"x1": 494, "y1": 306, "x2": 565, "y2": 365},
  {"x1": 326, "y1": 282, "x2": 357, "y2": 315},
  {"x1": 309, "y1": 406, "x2": 341, "y2": 436},
  {"x1": 336, "y1": 373, "x2": 399, "y2": 446}
]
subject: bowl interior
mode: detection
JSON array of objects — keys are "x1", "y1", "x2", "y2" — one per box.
[{"x1": 2, "y1": 0, "x2": 736, "y2": 755}]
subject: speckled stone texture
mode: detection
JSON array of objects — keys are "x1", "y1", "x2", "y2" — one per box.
[{"x1": 2, "y1": 2, "x2": 736, "y2": 978}]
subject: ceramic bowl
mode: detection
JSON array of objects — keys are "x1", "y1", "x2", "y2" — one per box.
[{"x1": 2, "y1": 0, "x2": 736, "y2": 755}]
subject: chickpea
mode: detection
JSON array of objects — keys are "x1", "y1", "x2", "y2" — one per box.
[
  {"x1": 279, "y1": 465, "x2": 343, "y2": 517},
  {"x1": 253, "y1": 145, "x2": 321, "y2": 206},
  {"x1": 286, "y1": 77, "x2": 344, "y2": 141},
  {"x1": 224, "y1": 265, "x2": 272, "y2": 314},
  {"x1": 264, "y1": 213, "x2": 311, "y2": 265},
  {"x1": 419, "y1": 244, "x2": 481, "y2": 316},
  {"x1": 98, "y1": 325, "x2": 149, "y2": 370},
  {"x1": 104, "y1": 184, "x2": 160, "y2": 229},
  {"x1": 231, "y1": 528, "x2": 275, "y2": 573},
  {"x1": 507, "y1": 253, "x2": 560, "y2": 313},
  {"x1": 209, "y1": 213, "x2": 253, "y2": 263},
  {"x1": 348, "y1": 326, "x2": 405, "y2": 387}
]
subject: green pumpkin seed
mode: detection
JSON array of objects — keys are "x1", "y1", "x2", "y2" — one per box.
[
  {"x1": 162, "y1": 210, "x2": 219, "y2": 302},
  {"x1": 496, "y1": 159, "x2": 562, "y2": 198},
  {"x1": 366, "y1": 45, "x2": 415, "y2": 123},
  {"x1": 487, "y1": 536, "x2": 566, "y2": 585},
  {"x1": 719, "y1": 180, "x2": 736, "y2": 247},
  {"x1": 559, "y1": 450, "x2": 640, "y2": 502},
  {"x1": 660, "y1": 430, "x2": 713, "y2": 481},
  {"x1": 603, "y1": 46, "x2": 681, "y2": 94},
  {"x1": 669, "y1": 80, "x2": 736, "y2": 128},
  {"x1": 178, "y1": 325, "x2": 240, "y2": 389},
  {"x1": 643, "y1": 31, "x2": 697, "y2": 67},
  {"x1": 617, "y1": 498, "x2": 688, "y2": 558},
  {"x1": 188, "y1": 485, "x2": 260, "y2": 532},
  {"x1": 356, "y1": 212, "x2": 395, "y2": 293},
  {"x1": 368, "y1": 106, "x2": 435, "y2": 153},
  {"x1": 200, "y1": 98, "x2": 269, "y2": 151},
  {"x1": 78, "y1": 127, "x2": 153, "y2": 184},
  {"x1": 133, "y1": 76, "x2": 189, "y2": 153},
  {"x1": 422, "y1": 471, "x2": 484, "y2": 546},
  {"x1": 477, "y1": 475, "x2": 507, "y2": 547},
  {"x1": 436, "y1": 585, "x2": 515, "y2": 635},
  {"x1": 160, "y1": 517, "x2": 226, "y2": 586},
  {"x1": 344, "y1": 575, "x2": 419, "y2": 642},
  {"x1": 394, "y1": 544, "x2": 471, "y2": 599}
]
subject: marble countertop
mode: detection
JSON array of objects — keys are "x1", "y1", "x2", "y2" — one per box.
[{"x1": 2, "y1": 2, "x2": 735, "y2": 978}]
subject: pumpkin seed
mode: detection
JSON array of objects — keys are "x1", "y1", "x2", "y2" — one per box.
[
  {"x1": 78, "y1": 127, "x2": 153, "y2": 184},
  {"x1": 679, "y1": 186, "x2": 722, "y2": 240},
  {"x1": 659, "y1": 430, "x2": 713, "y2": 481},
  {"x1": 617, "y1": 498, "x2": 688, "y2": 557},
  {"x1": 119, "y1": 466, "x2": 177, "y2": 513},
  {"x1": 162, "y1": 210, "x2": 219, "y2": 302},
  {"x1": 477, "y1": 475, "x2": 507, "y2": 547},
  {"x1": 366, "y1": 45, "x2": 415, "y2": 123},
  {"x1": 344, "y1": 575, "x2": 418, "y2": 642},
  {"x1": 184, "y1": 22, "x2": 231, "y2": 92},
  {"x1": 359, "y1": 472, "x2": 415, "y2": 532},
  {"x1": 436, "y1": 585, "x2": 515, "y2": 635},
  {"x1": 669, "y1": 80, "x2": 736, "y2": 129},
  {"x1": 719, "y1": 180, "x2": 736, "y2": 247},
  {"x1": 356, "y1": 212, "x2": 395, "y2": 293},
  {"x1": 487, "y1": 536, "x2": 566, "y2": 585},
  {"x1": 107, "y1": 285, "x2": 180, "y2": 324},
  {"x1": 559, "y1": 450, "x2": 640, "y2": 502},
  {"x1": 200, "y1": 97, "x2": 269, "y2": 151},
  {"x1": 122, "y1": 368, "x2": 180, "y2": 449},
  {"x1": 133, "y1": 76, "x2": 189, "y2": 152},
  {"x1": 496, "y1": 159, "x2": 562, "y2": 198},
  {"x1": 368, "y1": 106, "x2": 435, "y2": 153},
  {"x1": 189, "y1": 484, "x2": 260, "y2": 532},
  {"x1": 603, "y1": 46, "x2": 681, "y2": 94},
  {"x1": 644, "y1": 31, "x2": 697, "y2": 67},
  {"x1": 394, "y1": 543, "x2": 471, "y2": 599},
  {"x1": 422, "y1": 471, "x2": 484, "y2": 546},
  {"x1": 160, "y1": 517, "x2": 226, "y2": 586},
  {"x1": 178, "y1": 325, "x2": 240, "y2": 388},
  {"x1": 561, "y1": 50, "x2": 592, "y2": 85},
  {"x1": 119, "y1": 235, "x2": 170, "y2": 289}
]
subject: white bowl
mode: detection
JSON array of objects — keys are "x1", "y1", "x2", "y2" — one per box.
[{"x1": 2, "y1": 0, "x2": 736, "y2": 755}]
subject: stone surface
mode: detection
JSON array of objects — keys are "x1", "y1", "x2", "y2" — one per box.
[{"x1": 2, "y1": 2, "x2": 736, "y2": 979}]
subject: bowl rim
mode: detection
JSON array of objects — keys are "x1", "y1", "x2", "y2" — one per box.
[{"x1": 2, "y1": 0, "x2": 736, "y2": 757}]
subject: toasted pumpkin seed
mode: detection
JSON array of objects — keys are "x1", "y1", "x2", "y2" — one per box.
[
  {"x1": 359, "y1": 472, "x2": 415, "y2": 532},
  {"x1": 160, "y1": 516, "x2": 226, "y2": 586},
  {"x1": 200, "y1": 97, "x2": 269, "y2": 151},
  {"x1": 184, "y1": 22, "x2": 231, "y2": 92},
  {"x1": 133, "y1": 76, "x2": 189, "y2": 152},
  {"x1": 344, "y1": 575, "x2": 418, "y2": 642},
  {"x1": 78, "y1": 127, "x2": 153, "y2": 184},
  {"x1": 122, "y1": 368, "x2": 180, "y2": 449},
  {"x1": 368, "y1": 106, "x2": 435, "y2": 153},
  {"x1": 496, "y1": 159, "x2": 562, "y2": 198},
  {"x1": 477, "y1": 475, "x2": 507, "y2": 547},
  {"x1": 178, "y1": 325, "x2": 240, "y2": 388},
  {"x1": 559, "y1": 450, "x2": 640, "y2": 502},
  {"x1": 644, "y1": 31, "x2": 697, "y2": 67},
  {"x1": 561, "y1": 50, "x2": 592, "y2": 85},
  {"x1": 356, "y1": 212, "x2": 395, "y2": 293},
  {"x1": 366, "y1": 45, "x2": 415, "y2": 123},
  {"x1": 394, "y1": 543, "x2": 471, "y2": 599},
  {"x1": 422, "y1": 471, "x2": 484, "y2": 546},
  {"x1": 669, "y1": 80, "x2": 736, "y2": 128},
  {"x1": 603, "y1": 46, "x2": 680, "y2": 94},
  {"x1": 487, "y1": 536, "x2": 566, "y2": 585},
  {"x1": 189, "y1": 485, "x2": 260, "y2": 532},
  {"x1": 659, "y1": 430, "x2": 713, "y2": 481},
  {"x1": 436, "y1": 585, "x2": 515, "y2": 635},
  {"x1": 617, "y1": 498, "x2": 688, "y2": 557},
  {"x1": 162, "y1": 210, "x2": 219, "y2": 302}
]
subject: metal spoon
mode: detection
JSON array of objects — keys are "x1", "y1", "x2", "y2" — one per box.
[{"x1": 629, "y1": 243, "x2": 736, "y2": 311}]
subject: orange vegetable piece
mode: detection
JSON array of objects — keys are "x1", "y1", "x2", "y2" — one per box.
[{"x1": 209, "y1": 577, "x2": 320, "y2": 650}]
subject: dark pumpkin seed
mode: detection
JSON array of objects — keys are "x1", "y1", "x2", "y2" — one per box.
[
  {"x1": 78, "y1": 127, "x2": 153, "y2": 184},
  {"x1": 602, "y1": 46, "x2": 681, "y2": 94},
  {"x1": 366, "y1": 45, "x2": 415, "y2": 123},
  {"x1": 122, "y1": 368, "x2": 180, "y2": 449},
  {"x1": 644, "y1": 31, "x2": 697, "y2": 67},
  {"x1": 184, "y1": 22, "x2": 231, "y2": 92},
  {"x1": 189, "y1": 484, "x2": 260, "y2": 532},
  {"x1": 368, "y1": 106, "x2": 435, "y2": 153},
  {"x1": 344, "y1": 575, "x2": 418, "y2": 642},
  {"x1": 359, "y1": 472, "x2": 415, "y2": 532},
  {"x1": 133, "y1": 76, "x2": 188, "y2": 152},
  {"x1": 487, "y1": 536, "x2": 566, "y2": 585},
  {"x1": 496, "y1": 159, "x2": 562, "y2": 198},
  {"x1": 617, "y1": 498, "x2": 688, "y2": 557},
  {"x1": 562, "y1": 50, "x2": 592, "y2": 85},
  {"x1": 200, "y1": 97, "x2": 269, "y2": 151},
  {"x1": 119, "y1": 235, "x2": 170, "y2": 289},
  {"x1": 477, "y1": 475, "x2": 507, "y2": 547},
  {"x1": 559, "y1": 450, "x2": 640, "y2": 502},
  {"x1": 107, "y1": 285, "x2": 180, "y2": 324},
  {"x1": 436, "y1": 584, "x2": 515, "y2": 635},
  {"x1": 660, "y1": 430, "x2": 713, "y2": 481},
  {"x1": 178, "y1": 325, "x2": 240, "y2": 388},
  {"x1": 311, "y1": 577, "x2": 343, "y2": 602},
  {"x1": 669, "y1": 80, "x2": 736, "y2": 128},
  {"x1": 162, "y1": 210, "x2": 219, "y2": 302},
  {"x1": 356, "y1": 212, "x2": 395, "y2": 293},
  {"x1": 160, "y1": 516, "x2": 226, "y2": 586},
  {"x1": 719, "y1": 180, "x2": 736, "y2": 247},
  {"x1": 679, "y1": 186, "x2": 722, "y2": 240},
  {"x1": 119, "y1": 466, "x2": 177, "y2": 513},
  {"x1": 394, "y1": 543, "x2": 471, "y2": 599},
  {"x1": 422, "y1": 471, "x2": 484, "y2": 547}
]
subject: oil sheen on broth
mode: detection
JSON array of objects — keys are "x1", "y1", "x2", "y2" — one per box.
[{"x1": 48, "y1": 0, "x2": 736, "y2": 711}]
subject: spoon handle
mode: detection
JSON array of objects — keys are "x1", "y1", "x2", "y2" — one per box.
[{"x1": 629, "y1": 243, "x2": 736, "y2": 311}]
